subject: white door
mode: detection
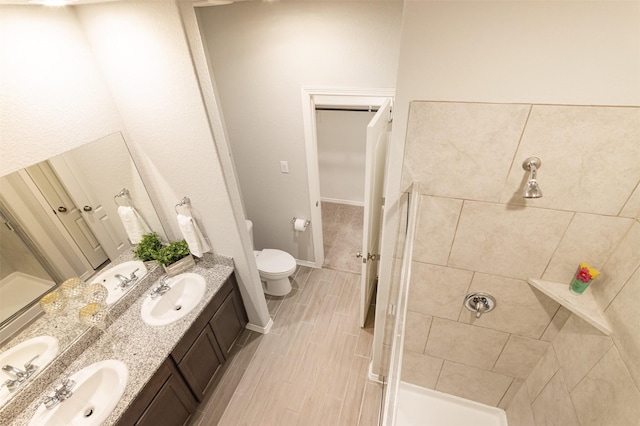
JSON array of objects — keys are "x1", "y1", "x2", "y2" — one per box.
[
  {"x1": 49, "y1": 155, "x2": 130, "y2": 261},
  {"x1": 25, "y1": 163, "x2": 109, "y2": 269},
  {"x1": 360, "y1": 99, "x2": 391, "y2": 327}
]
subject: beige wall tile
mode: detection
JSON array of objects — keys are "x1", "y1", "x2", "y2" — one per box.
[
  {"x1": 531, "y1": 372, "x2": 580, "y2": 426},
  {"x1": 525, "y1": 345, "x2": 560, "y2": 402},
  {"x1": 493, "y1": 335, "x2": 549, "y2": 379},
  {"x1": 499, "y1": 378, "x2": 524, "y2": 409},
  {"x1": 403, "y1": 311, "x2": 432, "y2": 353},
  {"x1": 425, "y1": 317, "x2": 509, "y2": 370},
  {"x1": 412, "y1": 196, "x2": 462, "y2": 266},
  {"x1": 592, "y1": 221, "x2": 640, "y2": 307},
  {"x1": 540, "y1": 306, "x2": 572, "y2": 342},
  {"x1": 501, "y1": 105, "x2": 640, "y2": 215},
  {"x1": 449, "y1": 201, "x2": 573, "y2": 279},
  {"x1": 605, "y1": 266, "x2": 640, "y2": 388},
  {"x1": 543, "y1": 213, "x2": 633, "y2": 283},
  {"x1": 570, "y1": 346, "x2": 640, "y2": 426},
  {"x1": 505, "y1": 382, "x2": 536, "y2": 426},
  {"x1": 459, "y1": 273, "x2": 559, "y2": 338},
  {"x1": 619, "y1": 181, "x2": 640, "y2": 218},
  {"x1": 401, "y1": 350, "x2": 443, "y2": 389},
  {"x1": 552, "y1": 315, "x2": 613, "y2": 391},
  {"x1": 402, "y1": 102, "x2": 530, "y2": 202},
  {"x1": 436, "y1": 360, "x2": 513, "y2": 406},
  {"x1": 407, "y1": 263, "x2": 473, "y2": 320}
]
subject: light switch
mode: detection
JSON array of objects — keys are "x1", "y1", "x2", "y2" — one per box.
[{"x1": 280, "y1": 161, "x2": 289, "y2": 173}]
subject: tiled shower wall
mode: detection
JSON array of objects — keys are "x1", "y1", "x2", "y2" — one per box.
[{"x1": 399, "y1": 102, "x2": 640, "y2": 416}]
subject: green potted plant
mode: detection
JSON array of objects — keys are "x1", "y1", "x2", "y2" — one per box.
[
  {"x1": 133, "y1": 232, "x2": 164, "y2": 268},
  {"x1": 154, "y1": 239, "x2": 195, "y2": 277}
]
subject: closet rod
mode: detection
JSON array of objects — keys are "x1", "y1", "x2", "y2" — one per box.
[{"x1": 315, "y1": 107, "x2": 379, "y2": 112}]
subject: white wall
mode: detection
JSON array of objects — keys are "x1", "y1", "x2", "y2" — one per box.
[
  {"x1": 0, "y1": 1, "x2": 270, "y2": 331},
  {"x1": 373, "y1": 0, "x2": 640, "y2": 375},
  {"x1": 317, "y1": 110, "x2": 374, "y2": 205},
  {"x1": 74, "y1": 0, "x2": 270, "y2": 330},
  {"x1": 0, "y1": 5, "x2": 123, "y2": 176},
  {"x1": 197, "y1": 1, "x2": 403, "y2": 262}
]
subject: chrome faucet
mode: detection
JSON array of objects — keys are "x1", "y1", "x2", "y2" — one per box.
[
  {"x1": 43, "y1": 378, "x2": 75, "y2": 409},
  {"x1": 149, "y1": 276, "x2": 171, "y2": 300},
  {"x1": 2, "y1": 355, "x2": 39, "y2": 392},
  {"x1": 115, "y1": 268, "x2": 140, "y2": 289}
]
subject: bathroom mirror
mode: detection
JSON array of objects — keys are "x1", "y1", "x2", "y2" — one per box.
[{"x1": 0, "y1": 131, "x2": 167, "y2": 346}]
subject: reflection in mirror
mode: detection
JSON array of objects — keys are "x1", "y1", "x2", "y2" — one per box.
[{"x1": 0, "y1": 132, "x2": 166, "y2": 345}]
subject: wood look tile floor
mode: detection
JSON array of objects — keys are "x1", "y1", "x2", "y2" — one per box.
[{"x1": 188, "y1": 266, "x2": 382, "y2": 426}]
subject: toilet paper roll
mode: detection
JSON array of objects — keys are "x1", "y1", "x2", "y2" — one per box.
[{"x1": 293, "y1": 218, "x2": 308, "y2": 232}]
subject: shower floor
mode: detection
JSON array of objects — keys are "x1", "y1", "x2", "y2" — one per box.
[{"x1": 321, "y1": 201, "x2": 363, "y2": 274}]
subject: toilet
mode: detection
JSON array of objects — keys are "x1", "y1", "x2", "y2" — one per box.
[{"x1": 245, "y1": 220, "x2": 296, "y2": 296}]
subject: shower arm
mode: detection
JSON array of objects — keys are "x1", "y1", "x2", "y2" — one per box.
[{"x1": 528, "y1": 161, "x2": 538, "y2": 181}]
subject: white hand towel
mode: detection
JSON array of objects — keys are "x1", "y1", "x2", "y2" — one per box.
[
  {"x1": 118, "y1": 206, "x2": 151, "y2": 244},
  {"x1": 177, "y1": 213, "x2": 211, "y2": 257}
]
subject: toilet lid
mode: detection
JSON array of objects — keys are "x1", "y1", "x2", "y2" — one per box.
[{"x1": 256, "y1": 249, "x2": 296, "y2": 274}]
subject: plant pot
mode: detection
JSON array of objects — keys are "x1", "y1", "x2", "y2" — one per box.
[
  {"x1": 142, "y1": 260, "x2": 157, "y2": 270},
  {"x1": 163, "y1": 254, "x2": 196, "y2": 277}
]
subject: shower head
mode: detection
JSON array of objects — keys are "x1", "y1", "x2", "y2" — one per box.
[{"x1": 522, "y1": 157, "x2": 542, "y2": 199}]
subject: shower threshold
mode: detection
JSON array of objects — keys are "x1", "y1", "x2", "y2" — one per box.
[{"x1": 395, "y1": 381, "x2": 508, "y2": 426}]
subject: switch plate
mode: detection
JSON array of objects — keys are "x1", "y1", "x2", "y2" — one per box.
[{"x1": 280, "y1": 161, "x2": 289, "y2": 173}]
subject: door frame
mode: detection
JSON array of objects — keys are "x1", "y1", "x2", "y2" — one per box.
[{"x1": 301, "y1": 87, "x2": 395, "y2": 268}]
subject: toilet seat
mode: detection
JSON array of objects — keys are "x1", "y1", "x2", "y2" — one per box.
[{"x1": 255, "y1": 249, "x2": 296, "y2": 277}]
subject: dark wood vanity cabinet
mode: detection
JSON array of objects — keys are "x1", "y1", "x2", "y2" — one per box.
[
  {"x1": 210, "y1": 286, "x2": 247, "y2": 358},
  {"x1": 116, "y1": 359, "x2": 196, "y2": 426},
  {"x1": 118, "y1": 273, "x2": 248, "y2": 425}
]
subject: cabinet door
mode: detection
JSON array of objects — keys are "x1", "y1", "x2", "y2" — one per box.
[
  {"x1": 209, "y1": 289, "x2": 247, "y2": 358},
  {"x1": 177, "y1": 325, "x2": 225, "y2": 401},
  {"x1": 134, "y1": 370, "x2": 196, "y2": 426}
]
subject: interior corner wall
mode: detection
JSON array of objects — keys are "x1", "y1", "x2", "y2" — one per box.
[
  {"x1": 0, "y1": 5, "x2": 123, "y2": 176},
  {"x1": 373, "y1": 0, "x2": 640, "y2": 376},
  {"x1": 196, "y1": 1, "x2": 403, "y2": 262}
]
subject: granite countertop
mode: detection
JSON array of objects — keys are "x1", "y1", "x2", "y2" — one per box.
[{"x1": 4, "y1": 253, "x2": 234, "y2": 426}]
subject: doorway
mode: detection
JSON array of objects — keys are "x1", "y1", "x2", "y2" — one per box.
[
  {"x1": 316, "y1": 108, "x2": 374, "y2": 274},
  {"x1": 301, "y1": 88, "x2": 393, "y2": 326}
]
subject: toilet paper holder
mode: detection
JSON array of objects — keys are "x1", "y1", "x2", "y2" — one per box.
[{"x1": 291, "y1": 217, "x2": 310, "y2": 228}]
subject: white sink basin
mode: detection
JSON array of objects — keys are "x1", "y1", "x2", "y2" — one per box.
[
  {"x1": 140, "y1": 273, "x2": 207, "y2": 326},
  {"x1": 29, "y1": 359, "x2": 128, "y2": 426},
  {"x1": 89, "y1": 260, "x2": 147, "y2": 305},
  {"x1": 0, "y1": 336, "x2": 59, "y2": 406}
]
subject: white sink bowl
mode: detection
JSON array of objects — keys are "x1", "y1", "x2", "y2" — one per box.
[
  {"x1": 29, "y1": 359, "x2": 128, "y2": 426},
  {"x1": 140, "y1": 273, "x2": 207, "y2": 326},
  {"x1": 0, "y1": 336, "x2": 59, "y2": 405},
  {"x1": 89, "y1": 260, "x2": 147, "y2": 305}
]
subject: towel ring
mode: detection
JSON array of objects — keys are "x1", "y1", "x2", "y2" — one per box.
[
  {"x1": 175, "y1": 196, "x2": 191, "y2": 214},
  {"x1": 114, "y1": 188, "x2": 131, "y2": 207}
]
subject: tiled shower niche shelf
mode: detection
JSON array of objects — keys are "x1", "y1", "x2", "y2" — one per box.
[{"x1": 527, "y1": 278, "x2": 612, "y2": 335}]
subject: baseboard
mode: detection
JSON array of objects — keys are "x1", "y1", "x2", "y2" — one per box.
[
  {"x1": 320, "y1": 197, "x2": 364, "y2": 207},
  {"x1": 245, "y1": 317, "x2": 273, "y2": 335},
  {"x1": 368, "y1": 360, "x2": 384, "y2": 383},
  {"x1": 295, "y1": 259, "x2": 319, "y2": 268}
]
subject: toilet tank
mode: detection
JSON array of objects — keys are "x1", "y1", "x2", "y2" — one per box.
[{"x1": 245, "y1": 220, "x2": 254, "y2": 249}]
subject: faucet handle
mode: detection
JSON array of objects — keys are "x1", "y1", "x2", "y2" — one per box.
[
  {"x1": 43, "y1": 395, "x2": 59, "y2": 409},
  {"x1": 130, "y1": 268, "x2": 140, "y2": 280},
  {"x1": 24, "y1": 355, "x2": 40, "y2": 369},
  {"x1": 61, "y1": 377, "x2": 75, "y2": 390}
]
